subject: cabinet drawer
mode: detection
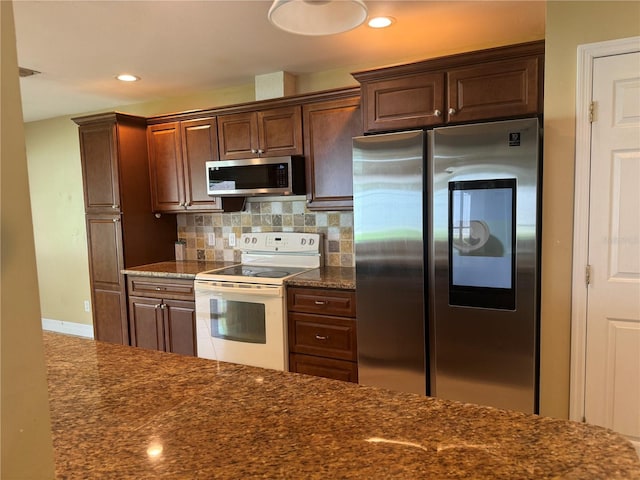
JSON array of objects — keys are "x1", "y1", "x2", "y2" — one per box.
[
  {"x1": 289, "y1": 353, "x2": 358, "y2": 383},
  {"x1": 127, "y1": 276, "x2": 194, "y2": 301},
  {"x1": 288, "y1": 312, "x2": 357, "y2": 361},
  {"x1": 287, "y1": 287, "x2": 356, "y2": 317}
]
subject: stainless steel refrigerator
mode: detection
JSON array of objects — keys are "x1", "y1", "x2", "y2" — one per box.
[
  {"x1": 353, "y1": 130, "x2": 427, "y2": 395},
  {"x1": 353, "y1": 118, "x2": 540, "y2": 413}
]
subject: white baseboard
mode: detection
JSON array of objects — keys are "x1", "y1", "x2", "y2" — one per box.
[{"x1": 42, "y1": 318, "x2": 94, "y2": 339}]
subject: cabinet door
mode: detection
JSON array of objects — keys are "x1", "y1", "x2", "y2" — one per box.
[
  {"x1": 148, "y1": 122, "x2": 185, "y2": 211},
  {"x1": 447, "y1": 56, "x2": 541, "y2": 123},
  {"x1": 258, "y1": 106, "x2": 303, "y2": 157},
  {"x1": 86, "y1": 214, "x2": 128, "y2": 344},
  {"x1": 78, "y1": 122, "x2": 121, "y2": 213},
  {"x1": 217, "y1": 112, "x2": 258, "y2": 160},
  {"x1": 129, "y1": 296, "x2": 164, "y2": 351},
  {"x1": 362, "y1": 73, "x2": 445, "y2": 133},
  {"x1": 181, "y1": 118, "x2": 222, "y2": 211},
  {"x1": 163, "y1": 299, "x2": 196, "y2": 356},
  {"x1": 93, "y1": 289, "x2": 127, "y2": 345},
  {"x1": 303, "y1": 97, "x2": 362, "y2": 210}
]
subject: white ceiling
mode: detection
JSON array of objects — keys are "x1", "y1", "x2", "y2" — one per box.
[{"x1": 13, "y1": 0, "x2": 545, "y2": 123}]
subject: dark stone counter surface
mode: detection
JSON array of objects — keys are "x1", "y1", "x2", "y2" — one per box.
[
  {"x1": 286, "y1": 266, "x2": 355, "y2": 289},
  {"x1": 121, "y1": 260, "x2": 235, "y2": 279},
  {"x1": 44, "y1": 332, "x2": 639, "y2": 479},
  {"x1": 122, "y1": 261, "x2": 356, "y2": 289}
]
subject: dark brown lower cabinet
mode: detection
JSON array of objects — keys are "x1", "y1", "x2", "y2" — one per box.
[
  {"x1": 127, "y1": 276, "x2": 196, "y2": 356},
  {"x1": 289, "y1": 353, "x2": 358, "y2": 383},
  {"x1": 287, "y1": 287, "x2": 357, "y2": 382},
  {"x1": 86, "y1": 214, "x2": 128, "y2": 344}
]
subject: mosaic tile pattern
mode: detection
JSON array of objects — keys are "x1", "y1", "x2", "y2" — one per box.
[{"x1": 177, "y1": 199, "x2": 354, "y2": 267}]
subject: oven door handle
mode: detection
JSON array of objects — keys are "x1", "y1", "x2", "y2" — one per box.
[{"x1": 194, "y1": 280, "x2": 283, "y2": 297}]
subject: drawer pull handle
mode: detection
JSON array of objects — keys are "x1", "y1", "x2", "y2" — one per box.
[
  {"x1": 314, "y1": 300, "x2": 326, "y2": 305},
  {"x1": 315, "y1": 334, "x2": 329, "y2": 341}
]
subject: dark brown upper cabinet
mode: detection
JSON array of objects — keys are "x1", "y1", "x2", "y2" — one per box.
[
  {"x1": 217, "y1": 106, "x2": 303, "y2": 160},
  {"x1": 353, "y1": 41, "x2": 544, "y2": 133},
  {"x1": 303, "y1": 94, "x2": 362, "y2": 211},
  {"x1": 147, "y1": 117, "x2": 222, "y2": 213}
]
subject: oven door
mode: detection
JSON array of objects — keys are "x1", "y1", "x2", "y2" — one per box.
[{"x1": 194, "y1": 280, "x2": 287, "y2": 371}]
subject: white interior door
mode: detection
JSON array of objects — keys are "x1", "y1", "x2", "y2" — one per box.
[{"x1": 583, "y1": 50, "x2": 640, "y2": 453}]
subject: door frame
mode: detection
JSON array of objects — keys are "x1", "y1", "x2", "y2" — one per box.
[{"x1": 570, "y1": 35, "x2": 640, "y2": 422}]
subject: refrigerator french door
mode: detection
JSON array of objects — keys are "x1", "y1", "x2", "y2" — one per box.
[
  {"x1": 429, "y1": 118, "x2": 541, "y2": 413},
  {"x1": 353, "y1": 130, "x2": 427, "y2": 395}
]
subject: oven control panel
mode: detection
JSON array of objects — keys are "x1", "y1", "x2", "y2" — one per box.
[{"x1": 240, "y1": 232, "x2": 321, "y2": 253}]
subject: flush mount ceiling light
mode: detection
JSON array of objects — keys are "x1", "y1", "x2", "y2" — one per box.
[
  {"x1": 368, "y1": 16, "x2": 395, "y2": 29},
  {"x1": 116, "y1": 73, "x2": 140, "y2": 82},
  {"x1": 268, "y1": 0, "x2": 368, "y2": 36}
]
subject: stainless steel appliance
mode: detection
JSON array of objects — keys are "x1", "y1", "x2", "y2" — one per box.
[
  {"x1": 429, "y1": 118, "x2": 540, "y2": 413},
  {"x1": 353, "y1": 130, "x2": 427, "y2": 395},
  {"x1": 195, "y1": 232, "x2": 322, "y2": 371},
  {"x1": 206, "y1": 156, "x2": 306, "y2": 196},
  {"x1": 353, "y1": 118, "x2": 540, "y2": 413}
]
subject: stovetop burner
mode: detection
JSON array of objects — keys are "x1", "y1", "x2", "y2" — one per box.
[{"x1": 197, "y1": 264, "x2": 311, "y2": 282}]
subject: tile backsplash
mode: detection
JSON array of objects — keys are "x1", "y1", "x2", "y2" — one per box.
[{"x1": 177, "y1": 197, "x2": 354, "y2": 267}]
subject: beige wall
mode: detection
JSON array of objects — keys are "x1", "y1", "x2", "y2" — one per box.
[
  {"x1": 1, "y1": 1, "x2": 56, "y2": 476},
  {"x1": 539, "y1": 1, "x2": 640, "y2": 418}
]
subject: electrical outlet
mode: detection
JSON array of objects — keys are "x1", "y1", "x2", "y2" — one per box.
[
  {"x1": 229, "y1": 232, "x2": 236, "y2": 247},
  {"x1": 207, "y1": 232, "x2": 216, "y2": 246},
  {"x1": 84, "y1": 300, "x2": 90, "y2": 312}
]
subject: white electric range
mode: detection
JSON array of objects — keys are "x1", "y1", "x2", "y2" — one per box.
[{"x1": 194, "y1": 232, "x2": 323, "y2": 370}]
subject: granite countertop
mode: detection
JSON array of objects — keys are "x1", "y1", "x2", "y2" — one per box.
[
  {"x1": 286, "y1": 266, "x2": 355, "y2": 289},
  {"x1": 44, "y1": 332, "x2": 639, "y2": 479},
  {"x1": 121, "y1": 260, "x2": 235, "y2": 279},
  {"x1": 122, "y1": 261, "x2": 356, "y2": 289}
]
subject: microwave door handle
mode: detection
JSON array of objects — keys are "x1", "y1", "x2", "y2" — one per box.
[{"x1": 195, "y1": 281, "x2": 282, "y2": 297}]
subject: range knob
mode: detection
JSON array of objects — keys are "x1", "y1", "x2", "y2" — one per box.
[
  {"x1": 251, "y1": 237, "x2": 258, "y2": 244},
  {"x1": 244, "y1": 236, "x2": 251, "y2": 244},
  {"x1": 300, "y1": 238, "x2": 307, "y2": 245},
  {"x1": 308, "y1": 238, "x2": 315, "y2": 245}
]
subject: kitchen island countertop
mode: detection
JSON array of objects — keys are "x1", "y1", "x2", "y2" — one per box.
[{"x1": 44, "y1": 332, "x2": 639, "y2": 479}]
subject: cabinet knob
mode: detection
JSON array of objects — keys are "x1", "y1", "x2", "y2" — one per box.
[
  {"x1": 154, "y1": 303, "x2": 162, "y2": 309},
  {"x1": 315, "y1": 334, "x2": 329, "y2": 341},
  {"x1": 160, "y1": 303, "x2": 167, "y2": 310},
  {"x1": 251, "y1": 149, "x2": 258, "y2": 154},
  {"x1": 185, "y1": 201, "x2": 191, "y2": 207},
  {"x1": 434, "y1": 109, "x2": 442, "y2": 117},
  {"x1": 257, "y1": 149, "x2": 264, "y2": 155},
  {"x1": 178, "y1": 202, "x2": 185, "y2": 207},
  {"x1": 112, "y1": 217, "x2": 120, "y2": 223},
  {"x1": 448, "y1": 108, "x2": 457, "y2": 115},
  {"x1": 112, "y1": 204, "x2": 119, "y2": 210}
]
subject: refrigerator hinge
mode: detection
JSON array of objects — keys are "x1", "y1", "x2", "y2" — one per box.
[
  {"x1": 585, "y1": 264, "x2": 592, "y2": 286},
  {"x1": 589, "y1": 101, "x2": 597, "y2": 123}
]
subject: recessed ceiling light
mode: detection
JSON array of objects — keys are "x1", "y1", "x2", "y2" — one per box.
[
  {"x1": 368, "y1": 16, "x2": 395, "y2": 29},
  {"x1": 116, "y1": 74, "x2": 140, "y2": 82}
]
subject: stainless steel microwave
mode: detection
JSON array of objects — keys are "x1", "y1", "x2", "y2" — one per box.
[{"x1": 206, "y1": 156, "x2": 306, "y2": 197}]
